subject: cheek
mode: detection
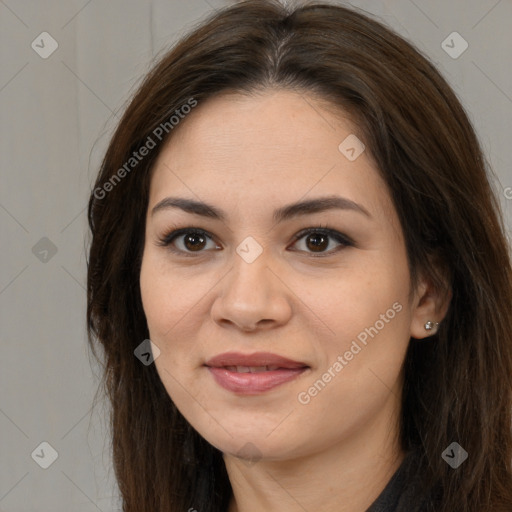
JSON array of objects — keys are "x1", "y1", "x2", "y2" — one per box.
[
  {"x1": 302, "y1": 252, "x2": 412, "y2": 393},
  {"x1": 140, "y1": 249, "x2": 199, "y2": 339},
  {"x1": 307, "y1": 254, "x2": 409, "y2": 337},
  {"x1": 139, "y1": 253, "x2": 168, "y2": 335},
  {"x1": 139, "y1": 248, "x2": 220, "y2": 379},
  {"x1": 139, "y1": 254, "x2": 199, "y2": 400}
]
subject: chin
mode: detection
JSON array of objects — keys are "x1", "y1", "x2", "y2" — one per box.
[{"x1": 192, "y1": 417, "x2": 306, "y2": 462}]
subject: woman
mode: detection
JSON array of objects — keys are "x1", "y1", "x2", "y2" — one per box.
[{"x1": 87, "y1": 1, "x2": 512, "y2": 511}]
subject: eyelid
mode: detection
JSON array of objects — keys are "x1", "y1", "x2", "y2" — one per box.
[
  {"x1": 156, "y1": 227, "x2": 220, "y2": 255},
  {"x1": 156, "y1": 225, "x2": 354, "y2": 256},
  {"x1": 291, "y1": 226, "x2": 354, "y2": 248}
]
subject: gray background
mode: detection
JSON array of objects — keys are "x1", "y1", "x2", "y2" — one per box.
[{"x1": 1, "y1": 0, "x2": 511, "y2": 510}]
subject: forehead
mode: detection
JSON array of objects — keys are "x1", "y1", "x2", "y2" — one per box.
[
  {"x1": 148, "y1": 89, "x2": 397, "y2": 227},
  {"x1": 156, "y1": 89, "x2": 359, "y2": 170}
]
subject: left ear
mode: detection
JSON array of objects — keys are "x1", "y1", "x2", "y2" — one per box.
[{"x1": 410, "y1": 262, "x2": 452, "y2": 340}]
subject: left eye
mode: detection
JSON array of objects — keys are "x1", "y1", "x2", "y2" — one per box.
[
  {"x1": 291, "y1": 228, "x2": 353, "y2": 255},
  {"x1": 157, "y1": 227, "x2": 353, "y2": 256}
]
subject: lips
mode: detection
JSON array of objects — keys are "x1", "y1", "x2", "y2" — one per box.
[
  {"x1": 224, "y1": 365, "x2": 281, "y2": 373},
  {"x1": 205, "y1": 352, "x2": 307, "y2": 369},
  {"x1": 204, "y1": 352, "x2": 309, "y2": 394}
]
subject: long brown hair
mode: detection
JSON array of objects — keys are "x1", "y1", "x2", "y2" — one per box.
[{"x1": 87, "y1": 1, "x2": 512, "y2": 510}]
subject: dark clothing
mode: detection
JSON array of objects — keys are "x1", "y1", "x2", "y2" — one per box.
[{"x1": 365, "y1": 451, "x2": 435, "y2": 512}]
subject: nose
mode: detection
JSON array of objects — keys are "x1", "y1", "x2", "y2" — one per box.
[{"x1": 210, "y1": 252, "x2": 293, "y2": 332}]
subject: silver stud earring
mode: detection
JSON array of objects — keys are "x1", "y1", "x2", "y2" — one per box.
[{"x1": 424, "y1": 321, "x2": 439, "y2": 332}]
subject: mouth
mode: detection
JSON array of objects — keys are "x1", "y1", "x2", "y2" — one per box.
[
  {"x1": 222, "y1": 365, "x2": 287, "y2": 373},
  {"x1": 204, "y1": 352, "x2": 310, "y2": 394}
]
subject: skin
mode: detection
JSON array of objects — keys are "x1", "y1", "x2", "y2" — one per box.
[{"x1": 139, "y1": 89, "x2": 449, "y2": 512}]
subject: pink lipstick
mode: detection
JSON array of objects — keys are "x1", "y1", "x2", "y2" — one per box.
[{"x1": 204, "y1": 352, "x2": 309, "y2": 395}]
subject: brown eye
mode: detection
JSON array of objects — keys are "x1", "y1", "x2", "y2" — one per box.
[
  {"x1": 183, "y1": 232, "x2": 207, "y2": 251},
  {"x1": 158, "y1": 226, "x2": 353, "y2": 257},
  {"x1": 304, "y1": 232, "x2": 329, "y2": 252},
  {"x1": 290, "y1": 227, "x2": 353, "y2": 256},
  {"x1": 158, "y1": 228, "x2": 220, "y2": 254}
]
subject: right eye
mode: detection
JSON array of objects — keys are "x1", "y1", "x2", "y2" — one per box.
[{"x1": 157, "y1": 228, "x2": 222, "y2": 256}]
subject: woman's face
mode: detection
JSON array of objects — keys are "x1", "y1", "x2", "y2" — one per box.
[{"x1": 140, "y1": 89, "x2": 429, "y2": 462}]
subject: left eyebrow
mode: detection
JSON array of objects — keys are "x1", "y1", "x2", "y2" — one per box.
[{"x1": 150, "y1": 195, "x2": 372, "y2": 221}]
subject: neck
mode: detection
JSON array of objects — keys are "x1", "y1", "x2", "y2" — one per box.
[{"x1": 224, "y1": 405, "x2": 405, "y2": 512}]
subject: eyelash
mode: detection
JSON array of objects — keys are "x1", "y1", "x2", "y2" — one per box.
[{"x1": 156, "y1": 224, "x2": 354, "y2": 258}]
